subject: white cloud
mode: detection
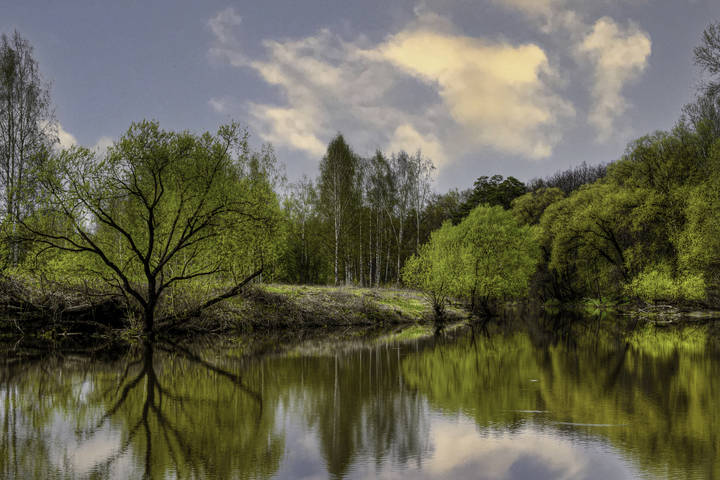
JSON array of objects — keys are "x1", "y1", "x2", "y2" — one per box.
[
  {"x1": 249, "y1": 104, "x2": 326, "y2": 156},
  {"x1": 490, "y1": 1, "x2": 652, "y2": 139},
  {"x1": 209, "y1": 10, "x2": 574, "y2": 168},
  {"x1": 372, "y1": 28, "x2": 574, "y2": 159},
  {"x1": 92, "y1": 136, "x2": 114, "y2": 154},
  {"x1": 208, "y1": 97, "x2": 228, "y2": 114},
  {"x1": 388, "y1": 124, "x2": 447, "y2": 168},
  {"x1": 577, "y1": 17, "x2": 651, "y2": 141},
  {"x1": 57, "y1": 123, "x2": 77, "y2": 149},
  {"x1": 55, "y1": 123, "x2": 113, "y2": 155},
  {"x1": 208, "y1": 7, "x2": 242, "y2": 45}
]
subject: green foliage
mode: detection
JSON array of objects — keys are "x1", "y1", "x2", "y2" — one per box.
[
  {"x1": 404, "y1": 205, "x2": 540, "y2": 316},
  {"x1": 20, "y1": 120, "x2": 283, "y2": 330},
  {"x1": 402, "y1": 221, "x2": 462, "y2": 317},
  {"x1": 0, "y1": 31, "x2": 56, "y2": 267},
  {"x1": 511, "y1": 187, "x2": 564, "y2": 225},
  {"x1": 539, "y1": 183, "x2": 644, "y2": 298},
  {"x1": 677, "y1": 147, "x2": 720, "y2": 275},
  {"x1": 456, "y1": 174, "x2": 526, "y2": 221},
  {"x1": 455, "y1": 205, "x2": 540, "y2": 310},
  {"x1": 626, "y1": 263, "x2": 706, "y2": 302}
]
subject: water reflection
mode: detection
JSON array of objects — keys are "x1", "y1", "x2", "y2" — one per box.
[
  {"x1": 0, "y1": 313, "x2": 718, "y2": 479},
  {"x1": 0, "y1": 338, "x2": 282, "y2": 479}
]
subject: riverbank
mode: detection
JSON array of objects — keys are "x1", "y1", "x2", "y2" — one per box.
[
  {"x1": 3, "y1": 272, "x2": 718, "y2": 340},
  {"x1": 0, "y1": 278, "x2": 466, "y2": 338},
  {"x1": 196, "y1": 284, "x2": 467, "y2": 332}
]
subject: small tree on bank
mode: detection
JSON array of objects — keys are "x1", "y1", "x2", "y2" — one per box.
[
  {"x1": 402, "y1": 220, "x2": 463, "y2": 321},
  {"x1": 403, "y1": 204, "x2": 540, "y2": 320},
  {"x1": 21, "y1": 120, "x2": 282, "y2": 334},
  {"x1": 455, "y1": 205, "x2": 541, "y2": 315}
]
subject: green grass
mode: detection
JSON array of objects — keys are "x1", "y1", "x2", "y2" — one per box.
[{"x1": 261, "y1": 284, "x2": 433, "y2": 320}]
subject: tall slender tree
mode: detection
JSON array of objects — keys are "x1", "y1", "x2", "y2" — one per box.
[
  {"x1": 410, "y1": 151, "x2": 434, "y2": 253},
  {"x1": 318, "y1": 134, "x2": 357, "y2": 285},
  {"x1": 0, "y1": 31, "x2": 56, "y2": 266}
]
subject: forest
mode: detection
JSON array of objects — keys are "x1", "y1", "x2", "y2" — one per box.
[{"x1": 2, "y1": 21, "x2": 720, "y2": 334}]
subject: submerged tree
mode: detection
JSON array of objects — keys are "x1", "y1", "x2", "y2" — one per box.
[
  {"x1": 0, "y1": 31, "x2": 56, "y2": 267},
  {"x1": 22, "y1": 120, "x2": 281, "y2": 334}
]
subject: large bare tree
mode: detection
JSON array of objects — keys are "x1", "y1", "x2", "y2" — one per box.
[{"x1": 22, "y1": 120, "x2": 280, "y2": 334}]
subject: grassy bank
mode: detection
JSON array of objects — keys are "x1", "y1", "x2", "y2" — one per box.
[
  {"x1": 0, "y1": 275, "x2": 466, "y2": 337},
  {"x1": 214, "y1": 284, "x2": 466, "y2": 332}
]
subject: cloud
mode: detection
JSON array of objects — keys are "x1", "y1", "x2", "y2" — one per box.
[
  {"x1": 208, "y1": 97, "x2": 228, "y2": 114},
  {"x1": 209, "y1": 10, "x2": 573, "y2": 167},
  {"x1": 57, "y1": 123, "x2": 77, "y2": 149},
  {"x1": 249, "y1": 104, "x2": 326, "y2": 156},
  {"x1": 388, "y1": 124, "x2": 447, "y2": 168},
  {"x1": 92, "y1": 136, "x2": 114, "y2": 154},
  {"x1": 493, "y1": 0, "x2": 559, "y2": 16},
  {"x1": 577, "y1": 17, "x2": 651, "y2": 141},
  {"x1": 55, "y1": 123, "x2": 113, "y2": 155},
  {"x1": 373, "y1": 28, "x2": 574, "y2": 159},
  {"x1": 491, "y1": 0, "x2": 584, "y2": 34},
  {"x1": 208, "y1": 7, "x2": 242, "y2": 45},
  {"x1": 489, "y1": 1, "x2": 652, "y2": 139}
]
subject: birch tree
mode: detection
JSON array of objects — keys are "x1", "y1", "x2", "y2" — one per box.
[
  {"x1": 0, "y1": 31, "x2": 56, "y2": 266},
  {"x1": 318, "y1": 134, "x2": 358, "y2": 285}
]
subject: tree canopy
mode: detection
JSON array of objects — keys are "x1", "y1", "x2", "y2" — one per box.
[
  {"x1": 404, "y1": 204, "x2": 540, "y2": 317},
  {"x1": 21, "y1": 120, "x2": 282, "y2": 332}
]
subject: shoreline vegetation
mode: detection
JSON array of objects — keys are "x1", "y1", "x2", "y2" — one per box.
[
  {"x1": 1, "y1": 274, "x2": 716, "y2": 343},
  {"x1": 0, "y1": 276, "x2": 468, "y2": 338},
  {"x1": 2, "y1": 23, "x2": 720, "y2": 339}
]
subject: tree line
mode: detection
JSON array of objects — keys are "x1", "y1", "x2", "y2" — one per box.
[
  {"x1": 2, "y1": 21, "x2": 720, "y2": 332},
  {"x1": 401, "y1": 20, "x2": 720, "y2": 314},
  {"x1": 279, "y1": 136, "x2": 433, "y2": 286}
]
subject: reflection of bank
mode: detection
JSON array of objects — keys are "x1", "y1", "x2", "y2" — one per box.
[
  {"x1": 401, "y1": 315, "x2": 720, "y2": 480},
  {"x1": 0, "y1": 338, "x2": 284, "y2": 480},
  {"x1": 2, "y1": 316, "x2": 715, "y2": 479}
]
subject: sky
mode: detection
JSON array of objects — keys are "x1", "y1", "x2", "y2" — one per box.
[{"x1": 2, "y1": 0, "x2": 719, "y2": 192}]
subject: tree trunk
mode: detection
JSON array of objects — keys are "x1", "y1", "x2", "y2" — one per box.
[
  {"x1": 416, "y1": 208, "x2": 420, "y2": 253},
  {"x1": 144, "y1": 304, "x2": 155, "y2": 335},
  {"x1": 385, "y1": 236, "x2": 391, "y2": 284},
  {"x1": 334, "y1": 210, "x2": 339, "y2": 286},
  {"x1": 396, "y1": 225, "x2": 403, "y2": 285},
  {"x1": 375, "y1": 210, "x2": 381, "y2": 288},
  {"x1": 359, "y1": 219, "x2": 363, "y2": 287}
]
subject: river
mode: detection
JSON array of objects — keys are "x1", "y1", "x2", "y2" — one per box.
[{"x1": 1, "y1": 312, "x2": 718, "y2": 479}]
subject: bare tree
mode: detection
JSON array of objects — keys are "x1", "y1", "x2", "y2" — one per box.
[{"x1": 388, "y1": 151, "x2": 414, "y2": 284}]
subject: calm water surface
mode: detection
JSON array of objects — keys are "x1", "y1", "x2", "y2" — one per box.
[{"x1": 1, "y1": 313, "x2": 719, "y2": 479}]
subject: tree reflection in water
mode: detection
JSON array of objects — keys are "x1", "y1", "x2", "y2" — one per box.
[
  {"x1": 0, "y1": 337, "x2": 282, "y2": 479},
  {"x1": 0, "y1": 313, "x2": 719, "y2": 479}
]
